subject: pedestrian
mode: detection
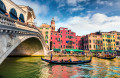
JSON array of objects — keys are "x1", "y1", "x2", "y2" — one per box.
[{"x1": 50, "y1": 53, "x2": 53, "y2": 60}]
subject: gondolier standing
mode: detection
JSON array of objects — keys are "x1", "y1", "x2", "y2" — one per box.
[{"x1": 50, "y1": 53, "x2": 53, "y2": 60}]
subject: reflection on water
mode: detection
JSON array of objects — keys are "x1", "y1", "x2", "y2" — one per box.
[{"x1": 0, "y1": 57, "x2": 120, "y2": 78}]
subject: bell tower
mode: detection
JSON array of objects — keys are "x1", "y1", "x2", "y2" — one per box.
[{"x1": 51, "y1": 18, "x2": 55, "y2": 31}]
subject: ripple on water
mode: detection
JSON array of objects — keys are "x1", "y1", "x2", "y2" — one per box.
[{"x1": 0, "y1": 57, "x2": 120, "y2": 78}]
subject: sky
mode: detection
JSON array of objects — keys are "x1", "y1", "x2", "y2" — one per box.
[{"x1": 12, "y1": 0, "x2": 120, "y2": 36}]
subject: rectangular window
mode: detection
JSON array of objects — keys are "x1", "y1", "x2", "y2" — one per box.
[
  {"x1": 64, "y1": 45, "x2": 65, "y2": 48},
  {"x1": 89, "y1": 40, "x2": 91, "y2": 43},
  {"x1": 94, "y1": 45, "x2": 95, "y2": 48},
  {"x1": 93, "y1": 40, "x2": 95, "y2": 43},
  {"x1": 90, "y1": 45, "x2": 91, "y2": 48},
  {"x1": 51, "y1": 37, "x2": 52, "y2": 40},
  {"x1": 103, "y1": 39, "x2": 104, "y2": 41},
  {"x1": 116, "y1": 42, "x2": 119, "y2": 45},
  {"x1": 61, "y1": 45, "x2": 62, "y2": 48}
]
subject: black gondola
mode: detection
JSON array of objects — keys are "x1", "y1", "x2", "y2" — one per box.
[
  {"x1": 41, "y1": 57, "x2": 92, "y2": 64},
  {"x1": 97, "y1": 56, "x2": 116, "y2": 59}
]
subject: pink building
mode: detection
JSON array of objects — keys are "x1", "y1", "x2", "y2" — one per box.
[{"x1": 50, "y1": 27, "x2": 81, "y2": 50}]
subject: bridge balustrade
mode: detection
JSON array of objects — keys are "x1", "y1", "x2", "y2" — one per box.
[
  {"x1": 0, "y1": 13, "x2": 48, "y2": 51},
  {"x1": 0, "y1": 14, "x2": 15, "y2": 27}
]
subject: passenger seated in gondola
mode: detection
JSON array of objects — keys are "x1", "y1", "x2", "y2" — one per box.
[
  {"x1": 69, "y1": 58, "x2": 72, "y2": 62},
  {"x1": 61, "y1": 59, "x2": 64, "y2": 62}
]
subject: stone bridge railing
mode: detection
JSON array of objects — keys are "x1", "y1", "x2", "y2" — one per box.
[{"x1": 0, "y1": 14, "x2": 47, "y2": 51}]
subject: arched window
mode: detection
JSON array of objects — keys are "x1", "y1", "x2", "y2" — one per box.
[
  {"x1": 45, "y1": 40, "x2": 48, "y2": 43},
  {"x1": 19, "y1": 13, "x2": 24, "y2": 23},
  {"x1": 0, "y1": 0, "x2": 6, "y2": 14},
  {"x1": 45, "y1": 31, "x2": 48, "y2": 34},
  {"x1": 9, "y1": 8, "x2": 18, "y2": 20},
  {"x1": 45, "y1": 35, "x2": 48, "y2": 39}
]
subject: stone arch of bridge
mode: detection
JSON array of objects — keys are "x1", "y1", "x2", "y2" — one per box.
[{"x1": 0, "y1": 36, "x2": 47, "y2": 64}]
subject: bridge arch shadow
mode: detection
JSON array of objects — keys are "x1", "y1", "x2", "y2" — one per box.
[{"x1": 10, "y1": 37, "x2": 44, "y2": 56}]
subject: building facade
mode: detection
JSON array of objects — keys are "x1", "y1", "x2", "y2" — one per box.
[
  {"x1": 114, "y1": 31, "x2": 120, "y2": 50},
  {"x1": 50, "y1": 27, "x2": 81, "y2": 50},
  {"x1": 102, "y1": 32, "x2": 116, "y2": 50},
  {"x1": 81, "y1": 32, "x2": 103, "y2": 50},
  {"x1": 39, "y1": 18, "x2": 55, "y2": 49}
]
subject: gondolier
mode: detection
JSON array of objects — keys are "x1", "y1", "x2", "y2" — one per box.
[{"x1": 50, "y1": 53, "x2": 53, "y2": 60}]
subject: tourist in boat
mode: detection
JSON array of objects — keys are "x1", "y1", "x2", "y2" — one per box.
[
  {"x1": 69, "y1": 58, "x2": 72, "y2": 62},
  {"x1": 50, "y1": 53, "x2": 53, "y2": 60},
  {"x1": 61, "y1": 59, "x2": 64, "y2": 62}
]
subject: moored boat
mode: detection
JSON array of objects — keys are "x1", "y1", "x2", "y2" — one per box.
[
  {"x1": 97, "y1": 50, "x2": 116, "y2": 59},
  {"x1": 41, "y1": 57, "x2": 92, "y2": 64}
]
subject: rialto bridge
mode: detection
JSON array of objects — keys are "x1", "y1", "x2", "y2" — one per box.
[{"x1": 0, "y1": 0, "x2": 49, "y2": 64}]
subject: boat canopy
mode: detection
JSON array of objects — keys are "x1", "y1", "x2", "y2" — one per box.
[
  {"x1": 65, "y1": 49, "x2": 83, "y2": 52},
  {"x1": 53, "y1": 49, "x2": 61, "y2": 52}
]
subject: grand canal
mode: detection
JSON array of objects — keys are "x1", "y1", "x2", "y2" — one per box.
[{"x1": 0, "y1": 57, "x2": 120, "y2": 78}]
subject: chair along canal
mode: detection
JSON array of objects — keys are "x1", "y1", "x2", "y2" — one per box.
[{"x1": 0, "y1": 57, "x2": 120, "y2": 78}]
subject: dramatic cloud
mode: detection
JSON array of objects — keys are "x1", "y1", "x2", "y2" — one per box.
[
  {"x1": 96, "y1": 0, "x2": 113, "y2": 6},
  {"x1": 67, "y1": 0, "x2": 88, "y2": 6},
  {"x1": 68, "y1": 5, "x2": 85, "y2": 13},
  {"x1": 56, "y1": 13, "x2": 120, "y2": 36}
]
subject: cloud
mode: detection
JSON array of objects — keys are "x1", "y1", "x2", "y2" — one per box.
[
  {"x1": 11, "y1": 0, "x2": 49, "y2": 26},
  {"x1": 96, "y1": 0, "x2": 113, "y2": 6},
  {"x1": 56, "y1": 13, "x2": 120, "y2": 36},
  {"x1": 67, "y1": 0, "x2": 88, "y2": 6},
  {"x1": 69, "y1": 5, "x2": 85, "y2": 13}
]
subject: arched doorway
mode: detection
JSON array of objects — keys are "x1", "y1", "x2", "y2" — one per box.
[
  {"x1": 19, "y1": 13, "x2": 24, "y2": 23},
  {"x1": 0, "y1": 0, "x2": 6, "y2": 14},
  {"x1": 9, "y1": 8, "x2": 18, "y2": 20}
]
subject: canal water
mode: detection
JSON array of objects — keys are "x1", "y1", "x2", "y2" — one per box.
[{"x1": 0, "y1": 57, "x2": 120, "y2": 78}]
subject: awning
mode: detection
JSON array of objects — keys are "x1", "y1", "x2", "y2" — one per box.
[
  {"x1": 53, "y1": 49, "x2": 61, "y2": 52},
  {"x1": 65, "y1": 49, "x2": 83, "y2": 52},
  {"x1": 90, "y1": 50, "x2": 104, "y2": 52},
  {"x1": 106, "y1": 50, "x2": 115, "y2": 53}
]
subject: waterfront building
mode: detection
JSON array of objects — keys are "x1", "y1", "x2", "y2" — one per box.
[
  {"x1": 113, "y1": 31, "x2": 120, "y2": 50},
  {"x1": 81, "y1": 32, "x2": 103, "y2": 50},
  {"x1": 39, "y1": 24, "x2": 51, "y2": 47},
  {"x1": 50, "y1": 27, "x2": 81, "y2": 50},
  {"x1": 102, "y1": 32, "x2": 116, "y2": 50},
  {"x1": 1, "y1": 0, "x2": 35, "y2": 25},
  {"x1": 39, "y1": 18, "x2": 55, "y2": 49}
]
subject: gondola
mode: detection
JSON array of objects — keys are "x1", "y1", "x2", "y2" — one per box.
[
  {"x1": 41, "y1": 57, "x2": 92, "y2": 64},
  {"x1": 97, "y1": 56, "x2": 116, "y2": 59}
]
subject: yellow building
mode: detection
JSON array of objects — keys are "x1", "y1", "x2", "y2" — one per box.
[
  {"x1": 39, "y1": 24, "x2": 51, "y2": 48},
  {"x1": 102, "y1": 32, "x2": 116, "y2": 50},
  {"x1": 38, "y1": 18, "x2": 55, "y2": 49},
  {"x1": 110, "y1": 31, "x2": 120, "y2": 50}
]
